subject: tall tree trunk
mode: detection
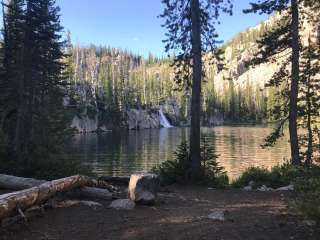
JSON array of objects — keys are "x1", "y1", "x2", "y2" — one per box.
[
  {"x1": 190, "y1": 0, "x2": 202, "y2": 178},
  {"x1": 289, "y1": 0, "x2": 301, "y2": 165}
]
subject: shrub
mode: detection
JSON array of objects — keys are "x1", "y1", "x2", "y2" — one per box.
[
  {"x1": 232, "y1": 163, "x2": 306, "y2": 189},
  {"x1": 198, "y1": 136, "x2": 229, "y2": 188},
  {"x1": 292, "y1": 172, "x2": 320, "y2": 223},
  {"x1": 232, "y1": 167, "x2": 271, "y2": 188},
  {"x1": 152, "y1": 141, "x2": 190, "y2": 185},
  {"x1": 152, "y1": 136, "x2": 229, "y2": 188}
]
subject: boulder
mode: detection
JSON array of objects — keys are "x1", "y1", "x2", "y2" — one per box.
[
  {"x1": 129, "y1": 174, "x2": 160, "y2": 205},
  {"x1": 109, "y1": 199, "x2": 135, "y2": 210}
]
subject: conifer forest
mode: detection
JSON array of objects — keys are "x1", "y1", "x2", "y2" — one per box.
[{"x1": 0, "y1": 1, "x2": 320, "y2": 239}]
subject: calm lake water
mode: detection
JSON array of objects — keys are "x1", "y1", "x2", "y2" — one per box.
[{"x1": 68, "y1": 126, "x2": 291, "y2": 180}]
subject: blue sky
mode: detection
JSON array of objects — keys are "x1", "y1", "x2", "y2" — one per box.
[
  {"x1": 12, "y1": 1, "x2": 270, "y2": 57},
  {"x1": 57, "y1": 0, "x2": 269, "y2": 57}
]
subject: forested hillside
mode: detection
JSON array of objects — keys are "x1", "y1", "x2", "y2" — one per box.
[{"x1": 65, "y1": 12, "x2": 318, "y2": 132}]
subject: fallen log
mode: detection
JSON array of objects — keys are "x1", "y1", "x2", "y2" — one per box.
[
  {"x1": 0, "y1": 175, "x2": 90, "y2": 220},
  {"x1": 0, "y1": 174, "x2": 113, "y2": 200}
]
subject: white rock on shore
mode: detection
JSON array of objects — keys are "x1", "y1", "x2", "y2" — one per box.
[{"x1": 129, "y1": 173, "x2": 160, "y2": 205}]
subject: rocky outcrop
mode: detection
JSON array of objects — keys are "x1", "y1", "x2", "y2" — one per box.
[
  {"x1": 70, "y1": 105, "x2": 175, "y2": 132},
  {"x1": 126, "y1": 109, "x2": 160, "y2": 130}
]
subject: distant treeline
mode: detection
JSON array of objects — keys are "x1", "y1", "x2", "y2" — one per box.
[{"x1": 66, "y1": 17, "x2": 278, "y2": 126}]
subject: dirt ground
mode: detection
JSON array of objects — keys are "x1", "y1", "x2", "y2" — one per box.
[{"x1": 1, "y1": 186, "x2": 319, "y2": 240}]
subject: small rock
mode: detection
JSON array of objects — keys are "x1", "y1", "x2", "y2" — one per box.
[
  {"x1": 129, "y1": 173, "x2": 160, "y2": 205},
  {"x1": 275, "y1": 185, "x2": 294, "y2": 191},
  {"x1": 303, "y1": 220, "x2": 317, "y2": 227},
  {"x1": 109, "y1": 199, "x2": 135, "y2": 210},
  {"x1": 208, "y1": 210, "x2": 226, "y2": 221},
  {"x1": 257, "y1": 185, "x2": 274, "y2": 192},
  {"x1": 243, "y1": 185, "x2": 252, "y2": 191}
]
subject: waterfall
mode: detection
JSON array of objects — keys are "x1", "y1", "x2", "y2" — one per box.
[{"x1": 159, "y1": 110, "x2": 173, "y2": 128}]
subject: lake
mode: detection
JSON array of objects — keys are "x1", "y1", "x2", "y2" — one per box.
[{"x1": 68, "y1": 126, "x2": 291, "y2": 181}]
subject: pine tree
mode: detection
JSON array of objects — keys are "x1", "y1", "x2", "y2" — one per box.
[
  {"x1": 0, "y1": 0, "x2": 73, "y2": 177},
  {"x1": 0, "y1": 0, "x2": 26, "y2": 163},
  {"x1": 245, "y1": 0, "x2": 301, "y2": 165},
  {"x1": 160, "y1": 0, "x2": 232, "y2": 178}
]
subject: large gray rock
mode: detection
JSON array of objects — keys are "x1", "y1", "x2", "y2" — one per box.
[
  {"x1": 129, "y1": 174, "x2": 160, "y2": 205},
  {"x1": 109, "y1": 199, "x2": 135, "y2": 210}
]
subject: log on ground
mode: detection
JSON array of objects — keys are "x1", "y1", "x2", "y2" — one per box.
[
  {"x1": 0, "y1": 175, "x2": 91, "y2": 220},
  {"x1": 0, "y1": 174, "x2": 113, "y2": 200}
]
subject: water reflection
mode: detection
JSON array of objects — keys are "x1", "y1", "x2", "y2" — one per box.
[{"x1": 68, "y1": 126, "x2": 290, "y2": 180}]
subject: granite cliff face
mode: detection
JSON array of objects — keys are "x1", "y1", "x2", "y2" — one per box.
[{"x1": 214, "y1": 11, "x2": 319, "y2": 93}]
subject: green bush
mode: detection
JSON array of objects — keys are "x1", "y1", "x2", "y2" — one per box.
[
  {"x1": 232, "y1": 163, "x2": 305, "y2": 189},
  {"x1": 152, "y1": 137, "x2": 229, "y2": 188},
  {"x1": 232, "y1": 167, "x2": 271, "y2": 188},
  {"x1": 292, "y1": 172, "x2": 320, "y2": 223},
  {"x1": 152, "y1": 141, "x2": 191, "y2": 185},
  {"x1": 198, "y1": 136, "x2": 229, "y2": 188}
]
